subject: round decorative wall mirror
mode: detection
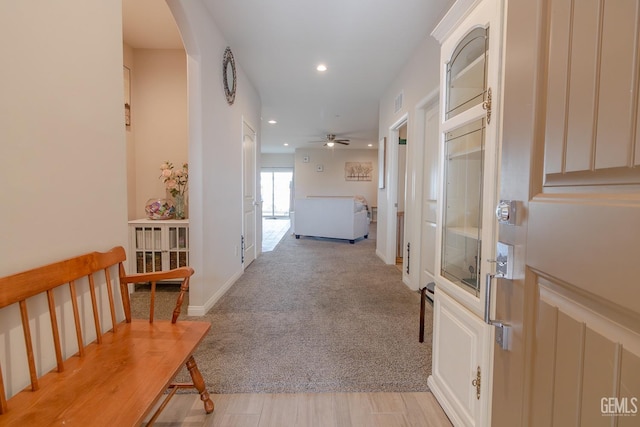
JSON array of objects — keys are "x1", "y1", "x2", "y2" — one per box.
[{"x1": 223, "y1": 47, "x2": 236, "y2": 105}]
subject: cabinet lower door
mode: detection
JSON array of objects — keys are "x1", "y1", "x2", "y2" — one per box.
[{"x1": 429, "y1": 289, "x2": 492, "y2": 426}]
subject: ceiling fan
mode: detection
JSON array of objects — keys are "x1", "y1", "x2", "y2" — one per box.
[{"x1": 308, "y1": 134, "x2": 350, "y2": 147}]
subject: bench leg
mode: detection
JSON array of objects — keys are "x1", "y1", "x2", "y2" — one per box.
[{"x1": 186, "y1": 355, "x2": 214, "y2": 413}]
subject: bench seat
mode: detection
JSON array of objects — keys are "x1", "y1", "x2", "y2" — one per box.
[
  {"x1": 2, "y1": 320, "x2": 210, "y2": 426},
  {"x1": 0, "y1": 246, "x2": 214, "y2": 426}
]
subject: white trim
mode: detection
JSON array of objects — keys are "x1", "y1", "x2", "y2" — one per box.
[
  {"x1": 187, "y1": 269, "x2": 241, "y2": 316},
  {"x1": 431, "y1": 0, "x2": 484, "y2": 43},
  {"x1": 242, "y1": 117, "x2": 258, "y2": 269},
  {"x1": 416, "y1": 87, "x2": 440, "y2": 110},
  {"x1": 411, "y1": 88, "x2": 440, "y2": 291},
  {"x1": 389, "y1": 113, "x2": 410, "y2": 135},
  {"x1": 384, "y1": 113, "x2": 409, "y2": 265},
  {"x1": 441, "y1": 103, "x2": 486, "y2": 133}
]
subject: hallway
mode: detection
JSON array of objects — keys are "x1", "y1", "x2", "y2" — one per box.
[{"x1": 140, "y1": 220, "x2": 450, "y2": 426}]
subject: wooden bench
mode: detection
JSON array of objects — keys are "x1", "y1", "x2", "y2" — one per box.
[{"x1": 0, "y1": 246, "x2": 214, "y2": 426}]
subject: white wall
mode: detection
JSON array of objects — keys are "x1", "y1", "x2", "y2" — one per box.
[
  {"x1": 294, "y1": 148, "x2": 378, "y2": 207},
  {"x1": 0, "y1": 0, "x2": 128, "y2": 396},
  {"x1": 130, "y1": 48, "x2": 188, "y2": 219},
  {"x1": 377, "y1": 33, "x2": 443, "y2": 287},
  {"x1": 261, "y1": 153, "x2": 294, "y2": 168},
  {"x1": 167, "y1": 0, "x2": 262, "y2": 315},
  {"x1": 124, "y1": 43, "x2": 137, "y2": 220}
]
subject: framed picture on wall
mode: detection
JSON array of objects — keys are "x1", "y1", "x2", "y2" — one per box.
[
  {"x1": 378, "y1": 137, "x2": 386, "y2": 188},
  {"x1": 345, "y1": 162, "x2": 372, "y2": 181}
]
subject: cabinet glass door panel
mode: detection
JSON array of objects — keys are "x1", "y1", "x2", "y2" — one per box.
[
  {"x1": 134, "y1": 226, "x2": 162, "y2": 274},
  {"x1": 169, "y1": 226, "x2": 188, "y2": 250},
  {"x1": 446, "y1": 27, "x2": 489, "y2": 120},
  {"x1": 168, "y1": 225, "x2": 189, "y2": 269},
  {"x1": 431, "y1": 1, "x2": 501, "y2": 424},
  {"x1": 441, "y1": 119, "x2": 485, "y2": 295}
]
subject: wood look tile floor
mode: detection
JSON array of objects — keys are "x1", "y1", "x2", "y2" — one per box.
[
  {"x1": 151, "y1": 221, "x2": 450, "y2": 426},
  {"x1": 262, "y1": 217, "x2": 291, "y2": 252},
  {"x1": 150, "y1": 392, "x2": 452, "y2": 427}
]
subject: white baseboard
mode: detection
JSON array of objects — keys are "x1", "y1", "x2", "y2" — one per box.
[
  {"x1": 187, "y1": 270, "x2": 241, "y2": 316},
  {"x1": 376, "y1": 249, "x2": 392, "y2": 264}
]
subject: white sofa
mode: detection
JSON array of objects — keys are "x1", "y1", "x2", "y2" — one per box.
[{"x1": 293, "y1": 197, "x2": 369, "y2": 244}]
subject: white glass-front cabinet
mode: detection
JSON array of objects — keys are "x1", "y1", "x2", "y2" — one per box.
[
  {"x1": 428, "y1": 0, "x2": 504, "y2": 425},
  {"x1": 127, "y1": 219, "x2": 189, "y2": 276}
]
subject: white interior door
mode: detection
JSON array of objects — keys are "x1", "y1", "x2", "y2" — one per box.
[
  {"x1": 420, "y1": 98, "x2": 440, "y2": 288},
  {"x1": 242, "y1": 120, "x2": 257, "y2": 267}
]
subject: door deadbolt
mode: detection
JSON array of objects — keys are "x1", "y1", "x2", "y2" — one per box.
[{"x1": 495, "y1": 200, "x2": 517, "y2": 225}]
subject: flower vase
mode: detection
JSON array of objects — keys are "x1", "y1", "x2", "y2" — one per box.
[{"x1": 174, "y1": 194, "x2": 186, "y2": 219}]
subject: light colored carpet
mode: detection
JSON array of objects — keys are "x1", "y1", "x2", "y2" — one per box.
[{"x1": 130, "y1": 225, "x2": 433, "y2": 394}]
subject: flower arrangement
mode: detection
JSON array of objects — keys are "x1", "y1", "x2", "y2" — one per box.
[{"x1": 159, "y1": 161, "x2": 188, "y2": 197}]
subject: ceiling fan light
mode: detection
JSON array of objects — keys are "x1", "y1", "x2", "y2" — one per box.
[{"x1": 326, "y1": 142, "x2": 335, "y2": 147}]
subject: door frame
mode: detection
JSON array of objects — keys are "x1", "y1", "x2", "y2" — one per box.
[
  {"x1": 414, "y1": 89, "x2": 440, "y2": 290},
  {"x1": 242, "y1": 117, "x2": 258, "y2": 268},
  {"x1": 383, "y1": 113, "x2": 409, "y2": 265}
]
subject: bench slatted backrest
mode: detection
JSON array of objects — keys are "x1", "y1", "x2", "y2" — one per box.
[
  {"x1": 0, "y1": 246, "x2": 127, "y2": 414},
  {"x1": 118, "y1": 265, "x2": 192, "y2": 324}
]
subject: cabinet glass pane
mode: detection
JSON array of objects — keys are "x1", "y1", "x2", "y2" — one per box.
[
  {"x1": 441, "y1": 119, "x2": 485, "y2": 295},
  {"x1": 168, "y1": 227, "x2": 188, "y2": 250},
  {"x1": 446, "y1": 27, "x2": 489, "y2": 120},
  {"x1": 169, "y1": 228, "x2": 176, "y2": 249},
  {"x1": 135, "y1": 227, "x2": 162, "y2": 250},
  {"x1": 142, "y1": 251, "x2": 162, "y2": 273},
  {"x1": 179, "y1": 228, "x2": 187, "y2": 249},
  {"x1": 169, "y1": 251, "x2": 188, "y2": 269},
  {"x1": 136, "y1": 252, "x2": 144, "y2": 273}
]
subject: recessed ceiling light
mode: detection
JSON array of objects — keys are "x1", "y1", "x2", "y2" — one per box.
[
  {"x1": 283, "y1": 143, "x2": 289, "y2": 146},
  {"x1": 368, "y1": 144, "x2": 373, "y2": 147},
  {"x1": 268, "y1": 120, "x2": 277, "y2": 124},
  {"x1": 317, "y1": 64, "x2": 327, "y2": 72}
]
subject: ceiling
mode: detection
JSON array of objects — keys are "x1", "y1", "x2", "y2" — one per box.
[{"x1": 122, "y1": 0, "x2": 454, "y2": 153}]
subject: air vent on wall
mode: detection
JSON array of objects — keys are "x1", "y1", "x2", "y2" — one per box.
[{"x1": 394, "y1": 91, "x2": 404, "y2": 113}]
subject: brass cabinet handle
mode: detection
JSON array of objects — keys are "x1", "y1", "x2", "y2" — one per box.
[
  {"x1": 471, "y1": 366, "x2": 481, "y2": 400},
  {"x1": 482, "y1": 87, "x2": 492, "y2": 124}
]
